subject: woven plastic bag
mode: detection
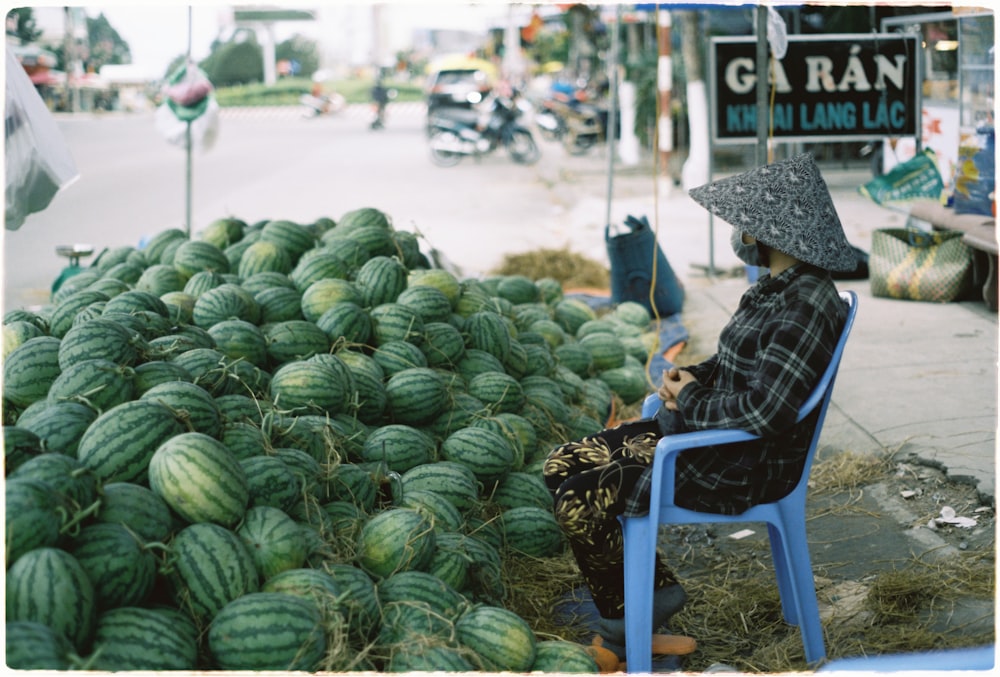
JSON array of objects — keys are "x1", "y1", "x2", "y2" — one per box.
[
  {"x1": 4, "y1": 48, "x2": 79, "y2": 230},
  {"x1": 606, "y1": 215, "x2": 684, "y2": 317},
  {"x1": 869, "y1": 227, "x2": 972, "y2": 302}
]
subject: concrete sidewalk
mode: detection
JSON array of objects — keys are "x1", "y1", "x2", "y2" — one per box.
[{"x1": 549, "y1": 150, "x2": 998, "y2": 506}]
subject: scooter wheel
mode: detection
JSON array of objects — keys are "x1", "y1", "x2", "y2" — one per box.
[
  {"x1": 429, "y1": 130, "x2": 463, "y2": 167},
  {"x1": 507, "y1": 129, "x2": 541, "y2": 165}
]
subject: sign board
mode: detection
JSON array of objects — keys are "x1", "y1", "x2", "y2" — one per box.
[{"x1": 710, "y1": 34, "x2": 920, "y2": 144}]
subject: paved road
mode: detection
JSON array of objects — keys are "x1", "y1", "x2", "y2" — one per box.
[{"x1": 3, "y1": 102, "x2": 570, "y2": 311}]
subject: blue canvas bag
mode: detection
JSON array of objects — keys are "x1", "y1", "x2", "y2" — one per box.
[{"x1": 605, "y1": 215, "x2": 684, "y2": 317}]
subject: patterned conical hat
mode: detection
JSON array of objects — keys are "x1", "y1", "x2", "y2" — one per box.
[{"x1": 689, "y1": 153, "x2": 857, "y2": 272}]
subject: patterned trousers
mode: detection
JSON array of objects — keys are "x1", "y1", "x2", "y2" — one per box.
[{"x1": 543, "y1": 418, "x2": 680, "y2": 619}]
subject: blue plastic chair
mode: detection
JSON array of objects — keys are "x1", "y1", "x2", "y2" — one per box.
[{"x1": 620, "y1": 290, "x2": 858, "y2": 672}]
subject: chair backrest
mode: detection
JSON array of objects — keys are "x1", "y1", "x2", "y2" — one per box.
[
  {"x1": 787, "y1": 290, "x2": 858, "y2": 493},
  {"x1": 795, "y1": 290, "x2": 858, "y2": 425}
]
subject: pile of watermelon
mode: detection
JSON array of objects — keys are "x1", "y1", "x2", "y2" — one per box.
[{"x1": 3, "y1": 207, "x2": 660, "y2": 672}]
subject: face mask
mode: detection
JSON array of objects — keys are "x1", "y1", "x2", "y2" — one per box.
[{"x1": 730, "y1": 229, "x2": 761, "y2": 267}]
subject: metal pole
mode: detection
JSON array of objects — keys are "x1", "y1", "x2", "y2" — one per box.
[
  {"x1": 755, "y1": 5, "x2": 768, "y2": 166},
  {"x1": 604, "y1": 4, "x2": 621, "y2": 232},
  {"x1": 185, "y1": 6, "x2": 193, "y2": 236}
]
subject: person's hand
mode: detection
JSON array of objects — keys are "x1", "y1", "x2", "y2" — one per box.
[{"x1": 657, "y1": 368, "x2": 698, "y2": 411}]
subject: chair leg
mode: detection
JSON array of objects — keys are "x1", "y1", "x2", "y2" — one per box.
[
  {"x1": 621, "y1": 515, "x2": 657, "y2": 673},
  {"x1": 767, "y1": 523, "x2": 799, "y2": 626},
  {"x1": 774, "y1": 514, "x2": 826, "y2": 664}
]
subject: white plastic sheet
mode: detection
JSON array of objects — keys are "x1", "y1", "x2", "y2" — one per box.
[{"x1": 4, "y1": 48, "x2": 79, "y2": 230}]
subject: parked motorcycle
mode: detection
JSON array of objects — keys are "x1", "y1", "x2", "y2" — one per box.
[
  {"x1": 300, "y1": 92, "x2": 346, "y2": 118},
  {"x1": 428, "y1": 91, "x2": 541, "y2": 167},
  {"x1": 535, "y1": 96, "x2": 605, "y2": 155}
]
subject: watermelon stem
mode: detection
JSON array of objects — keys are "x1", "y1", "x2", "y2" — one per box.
[{"x1": 59, "y1": 497, "x2": 102, "y2": 536}]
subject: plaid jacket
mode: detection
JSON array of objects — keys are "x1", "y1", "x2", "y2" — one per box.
[{"x1": 627, "y1": 263, "x2": 847, "y2": 516}]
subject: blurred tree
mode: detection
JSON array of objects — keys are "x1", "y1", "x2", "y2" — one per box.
[
  {"x1": 201, "y1": 33, "x2": 264, "y2": 86},
  {"x1": 275, "y1": 34, "x2": 319, "y2": 78},
  {"x1": 86, "y1": 12, "x2": 131, "y2": 71},
  {"x1": 6, "y1": 7, "x2": 42, "y2": 44}
]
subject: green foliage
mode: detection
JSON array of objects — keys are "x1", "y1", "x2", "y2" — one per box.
[
  {"x1": 86, "y1": 12, "x2": 131, "y2": 69},
  {"x1": 275, "y1": 34, "x2": 320, "y2": 78},
  {"x1": 7, "y1": 8, "x2": 42, "y2": 45},
  {"x1": 202, "y1": 39, "x2": 264, "y2": 87},
  {"x1": 213, "y1": 77, "x2": 424, "y2": 108}
]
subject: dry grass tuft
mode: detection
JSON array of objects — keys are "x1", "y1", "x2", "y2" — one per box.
[{"x1": 490, "y1": 248, "x2": 610, "y2": 291}]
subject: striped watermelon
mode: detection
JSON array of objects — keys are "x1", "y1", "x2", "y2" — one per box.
[
  {"x1": 289, "y1": 248, "x2": 350, "y2": 292},
  {"x1": 356, "y1": 255, "x2": 408, "y2": 307},
  {"x1": 5, "y1": 620, "x2": 76, "y2": 670},
  {"x1": 426, "y1": 391, "x2": 485, "y2": 440},
  {"x1": 377, "y1": 599, "x2": 455, "y2": 648},
  {"x1": 3, "y1": 336, "x2": 62, "y2": 407},
  {"x1": 135, "y1": 264, "x2": 186, "y2": 296},
  {"x1": 192, "y1": 283, "x2": 260, "y2": 328},
  {"x1": 529, "y1": 318, "x2": 568, "y2": 349},
  {"x1": 356, "y1": 507, "x2": 436, "y2": 578},
  {"x1": 387, "y1": 644, "x2": 476, "y2": 672},
  {"x1": 425, "y1": 530, "x2": 472, "y2": 591},
  {"x1": 139, "y1": 380, "x2": 222, "y2": 438},
  {"x1": 496, "y1": 275, "x2": 540, "y2": 304},
  {"x1": 324, "y1": 562, "x2": 380, "y2": 640},
  {"x1": 597, "y1": 364, "x2": 650, "y2": 404},
  {"x1": 456, "y1": 604, "x2": 537, "y2": 672},
  {"x1": 407, "y1": 268, "x2": 461, "y2": 307},
  {"x1": 208, "y1": 592, "x2": 328, "y2": 670},
  {"x1": 262, "y1": 567, "x2": 340, "y2": 605},
  {"x1": 259, "y1": 219, "x2": 316, "y2": 262},
  {"x1": 489, "y1": 471, "x2": 551, "y2": 510},
  {"x1": 467, "y1": 371, "x2": 525, "y2": 414},
  {"x1": 101, "y1": 289, "x2": 169, "y2": 317},
  {"x1": 464, "y1": 310, "x2": 512, "y2": 363},
  {"x1": 398, "y1": 488, "x2": 464, "y2": 531},
  {"x1": 236, "y1": 505, "x2": 308, "y2": 580},
  {"x1": 301, "y1": 278, "x2": 363, "y2": 323},
  {"x1": 269, "y1": 359, "x2": 349, "y2": 415},
  {"x1": 399, "y1": 461, "x2": 480, "y2": 511},
  {"x1": 48, "y1": 289, "x2": 111, "y2": 338},
  {"x1": 2, "y1": 319, "x2": 45, "y2": 360},
  {"x1": 143, "y1": 227, "x2": 188, "y2": 264},
  {"x1": 337, "y1": 205, "x2": 391, "y2": 231},
  {"x1": 377, "y1": 570, "x2": 469, "y2": 621},
  {"x1": 159, "y1": 291, "x2": 196, "y2": 324},
  {"x1": 207, "y1": 318, "x2": 268, "y2": 367},
  {"x1": 325, "y1": 462, "x2": 378, "y2": 511},
  {"x1": 531, "y1": 639, "x2": 601, "y2": 673},
  {"x1": 237, "y1": 240, "x2": 293, "y2": 278},
  {"x1": 2, "y1": 425, "x2": 44, "y2": 473},
  {"x1": 441, "y1": 426, "x2": 516, "y2": 483},
  {"x1": 241, "y1": 270, "x2": 295, "y2": 295},
  {"x1": 369, "y1": 302, "x2": 425, "y2": 346},
  {"x1": 67, "y1": 522, "x2": 156, "y2": 609},
  {"x1": 373, "y1": 339, "x2": 428, "y2": 376},
  {"x1": 220, "y1": 420, "x2": 269, "y2": 462},
  {"x1": 396, "y1": 284, "x2": 453, "y2": 324},
  {"x1": 15, "y1": 400, "x2": 98, "y2": 456},
  {"x1": 148, "y1": 432, "x2": 250, "y2": 527},
  {"x1": 384, "y1": 367, "x2": 448, "y2": 426},
  {"x1": 172, "y1": 239, "x2": 230, "y2": 278},
  {"x1": 4, "y1": 478, "x2": 66, "y2": 566},
  {"x1": 457, "y1": 348, "x2": 506, "y2": 381},
  {"x1": 200, "y1": 216, "x2": 246, "y2": 248},
  {"x1": 553, "y1": 297, "x2": 598, "y2": 335},
  {"x1": 167, "y1": 522, "x2": 259, "y2": 620},
  {"x1": 89, "y1": 606, "x2": 199, "y2": 671},
  {"x1": 500, "y1": 505, "x2": 564, "y2": 557},
  {"x1": 421, "y1": 321, "x2": 466, "y2": 368},
  {"x1": 77, "y1": 399, "x2": 185, "y2": 484},
  {"x1": 5, "y1": 547, "x2": 96, "y2": 651},
  {"x1": 94, "y1": 481, "x2": 173, "y2": 543},
  {"x1": 554, "y1": 342, "x2": 593, "y2": 377},
  {"x1": 316, "y1": 301, "x2": 372, "y2": 347},
  {"x1": 253, "y1": 285, "x2": 304, "y2": 323},
  {"x1": 239, "y1": 454, "x2": 300, "y2": 511},
  {"x1": 580, "y1": 332, "x2": 627, "y2": 371},
  {"x1": 361, "y1": 423, "x2": 437, "y2": 473},
  {"x1": 9, "y1": 451, "x2": 98, "y2": 510}
]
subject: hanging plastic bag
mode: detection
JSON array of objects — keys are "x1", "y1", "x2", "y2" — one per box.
[
  {"x1": 4, "y1": 48, "x2": 79, "y2": 230},
  {"x1": 858, "y1": 149, "x2": 944, "y2": 206},
  {"x1": 155, "y1": 60, "x2": 219, "y2": 151}
]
